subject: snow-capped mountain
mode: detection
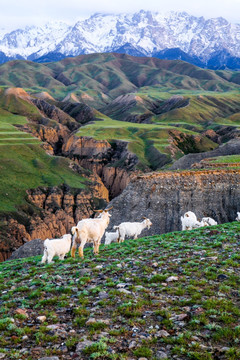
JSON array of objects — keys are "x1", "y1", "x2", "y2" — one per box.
[{"x1": 0, "y1": 10, "x2": 240, "y2": 69}]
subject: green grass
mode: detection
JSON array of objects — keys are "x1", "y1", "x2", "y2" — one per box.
[
  {"x1": 0, "y1": 221, "x2": 240, "y2": 359},
  {"x1": 77, "y1": 117, "x2": 218, "y2": 169},
  {"x1": 0, "y1": 102, "x2": 89, "y2": 213},
  {"x1": 206, "y1": 155, "x2": 240, "y2": 163},
  {"x1": 0, "y1": 54, "x2": 239, "y2": 103},
  {"x1": 0, "y1": 142, "x2": 87, "y2": 212},
  {"x1": 0, "y1": 135, "x2": 87, "y2": 214}
]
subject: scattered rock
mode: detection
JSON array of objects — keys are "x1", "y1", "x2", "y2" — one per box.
[
  {"x1": 166, "y1": 276, "x2": 179, "y2": 282},
  {"x1": 217, "y1": 274, "x2": 229, "y2": 281},
  {"x1": 9, "y1": 239, "x2": 44, "y2": 260},
  {"x1": 76, "y1": 340, "x2": 94, "y2": 352},
  {"x1": 86, "y1": 318, "x2": 96, "y2": 325},
  {"x1": 156, "y1": 351, "x2": 168, "y2": 359},
  {"x1": 95, "y1": 265, "x2": 103, "y2": 270},
  {"x1": 118, "y1": 288, "x2": 131, "y2": 294},
  {"x1": 36, "y1": 316, "x2": 46, "y2": 323},
  {"x1": 156, "y1": 330, "x2": 170, "y2": 338},
  {"x1": 220, "y1": 347, "x2": 230, "y2": 352},
  {"x1": 129, "y1": 340, "x2": 137, "y2": 349},
  {"x1": 15, "y1": 308, "x2": 28, "y2": 317},
  {"x1": 98, "y1": 291, "x2": 108, "y2": 299},
  {"x1": 171, "y1": 313, "x2": 189, "y2": 321}
]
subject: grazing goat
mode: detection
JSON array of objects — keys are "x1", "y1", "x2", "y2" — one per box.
[
  {"x1": 181, "y1": 211, "x2": 201, "y2": 230},
  {"x1": 41, "y1": 234, "x2": 72, "y2": 264},
  {"x1": 114, "y1": 218, "x2": 152, "y2": 243},
  {"x1": 236, "y1": 212, "x2": 240, "y2": 221},
  {"x1": 71, "y1": 207, "x2": 112, "y2": 258},
  {"x1": 105, "y1": 231, "x2": 119, "y2": 245},
  {"x1": 200, "y1": 217, "x2": 218, "y2": 226}
]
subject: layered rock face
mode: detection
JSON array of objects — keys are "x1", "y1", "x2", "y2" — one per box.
[
  {"x1": 108, "y1": 170, "x2": 240, "y2": 236},
  {"x1": 62, "y1": 136, "x2": 139, "y2": 199}
]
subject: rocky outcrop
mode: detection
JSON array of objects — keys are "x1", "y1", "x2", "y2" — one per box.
[
  {"x1": 62, "y1": 136, "x2": 139, "y2": 198},
  {"x1": 168, "y1": 130, "x2": 218, "y2": 156},
  {"x1": 60, "y1": 102, "x2": 97, "y2": 125},
  {"x1": 108, "y1": 169, "x2": 240, "y2": 236},
  {"x1": 31, "y1": 98, "x2": 78, "y2": 131},
  {"x1": 170, "y1": 138, "x2": 240, "y2": 170},
  {"x1": 8, "y1": 239, "x2": 44, "y2": 261},
  {"x1": 0, "y1": 174, "x2": 108, "y2": 261}
]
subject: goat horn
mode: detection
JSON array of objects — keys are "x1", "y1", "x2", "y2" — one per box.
[
  {"x1": 105, "y1": 206, "x2": 113, "y2": 211},
  {"x1": 94, "y1": 209, "x2": 103, "y2": 213},
  {"x1": 142, "y1": 216, "x2": 147, "y2": 219}
]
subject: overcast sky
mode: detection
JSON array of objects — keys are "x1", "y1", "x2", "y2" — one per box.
[{"x1": 1, "y1": 0, "x2": 240, "y2": 31}]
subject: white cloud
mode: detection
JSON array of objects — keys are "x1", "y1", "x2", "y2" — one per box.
[{"x1": 1, "y1": 0, "x2": 240, "y2": 30}]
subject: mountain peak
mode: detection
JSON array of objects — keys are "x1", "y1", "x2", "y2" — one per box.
[{"x1": 0, "y1": 10, "x2": 239, "y2": 69}]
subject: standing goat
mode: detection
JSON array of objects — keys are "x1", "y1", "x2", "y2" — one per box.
[
  {"x1": 41, "y1": 234, "x2": 72, "y2": 264},
  {"x1": 114, "y1": 217, "x2": 152, "y2": 243},
  {"x1": 71, "y1": 207, "x2": 112, "y2": 258},
  {"x1": 236, "y1": 212, "x2": 240, "y2": 221},
  {"x1": 105, "y1": 231, "x2": 119, "y2": 245}
]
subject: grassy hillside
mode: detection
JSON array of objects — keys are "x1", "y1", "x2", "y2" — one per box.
[
  {"x1": 0, "y1": 108, "x2": 87, "y2": 213},
  {"x1": 0, "y1": 54, "x2": 239, "y2": 103},
  {"x1": 151, "y1": 93, "x2": 240, "y2": 129},
  {"x1": 193, "y1": 155, "x2": 240, "y2": 170},
  {"x1": 0, "y1": 222, "x2": 239, "y2": 359},
  {"x1": 77, "y1": 117, "x2": 218, "y2": 169},
  {"x1": 207, "y1": 155, "x2": 240, "y2": 163}
]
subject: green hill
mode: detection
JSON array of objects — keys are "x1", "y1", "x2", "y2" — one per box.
[
  {"x1": 0, "y1": 53, "x2": 239, "y2": 188},
  {"x1": 0, "y1": 222, "x2": 239, "y2": 359},
  {"x1": 0, "y1": 54, "x2": 239, "y2": 103}
]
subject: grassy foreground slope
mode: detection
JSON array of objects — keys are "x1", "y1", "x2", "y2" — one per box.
[{"x1": 0, "y1": 222, "x2": 239, "y2": 359}]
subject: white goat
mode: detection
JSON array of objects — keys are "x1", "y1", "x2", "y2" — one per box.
[
  {"x1": 105, "y1": 231, "x2": 119, "y2": 245},
  {"x1": 200, "y1": 217, "x2": 218, "y2": 226},
  {"x1": 181, "y1": 211, "x2": 201, "y2": 230},
  {"x1": 114, "y1": 218, "x2": 152, "y2": 243},
  {"x1": 71, "y1": 207, "x2": 112, "y2": 258},
  {"x1": 41, "y1": 234, "x2": 72, "y2": 264},
  {"x1": 236, "y1": 212, "x2": 240, "y2": 221}
]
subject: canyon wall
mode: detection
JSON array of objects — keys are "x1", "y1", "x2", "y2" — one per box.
[
  {"x1": 108, "y1": 169, "x2": 240, "y2": 236},
  {"x1": 62, "y1": 136, "x2": 139, "y2": 199},
  {"x1": 0, "y1": 178, "x2": 108, "y2": 262}
]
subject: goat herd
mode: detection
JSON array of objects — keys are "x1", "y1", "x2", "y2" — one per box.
[{"x1": 41, "y1": 208, "x2": 240, "y2": 264}]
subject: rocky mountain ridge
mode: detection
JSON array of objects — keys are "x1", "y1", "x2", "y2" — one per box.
[{"x1": 0, "y1": 11, "x2": 240, "y2": 69}]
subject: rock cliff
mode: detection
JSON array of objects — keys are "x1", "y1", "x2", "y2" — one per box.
[
  {"x1": 62, "y1": 136, "x2": 139, "y2": 199},
  {"x1": 108, "y1": 169, "x2": 240, "y2": 237},
  {"x1": 170, "y1": 138, "x2": 240, "y2": 170},
  {"x1": 0, "y1": 175, "x2": 108, "y2": 262}
]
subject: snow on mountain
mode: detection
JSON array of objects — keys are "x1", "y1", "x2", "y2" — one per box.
[
  {"x1": 0, "y1": 10, "x2": 240, "y2": 64},
  {"x1": 0, "y1": 21, "x2": 71, "y2": 58}
]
